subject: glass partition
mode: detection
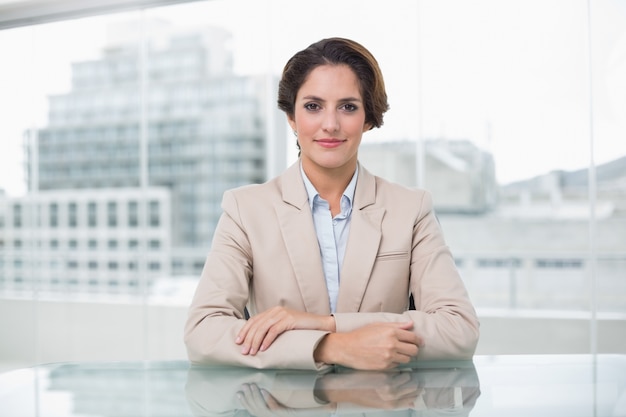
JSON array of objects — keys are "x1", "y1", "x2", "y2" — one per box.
[{"x1": 0, "y1": 0, "x2": 624, "y2": 370}]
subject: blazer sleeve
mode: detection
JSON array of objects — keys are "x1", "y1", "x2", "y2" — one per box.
[
  {"x1": 184, "y1": 189, "x2": 330, "y2": 370},
  {"x1": 333, "y1": 190, "x2": 480, "y2": 360}
]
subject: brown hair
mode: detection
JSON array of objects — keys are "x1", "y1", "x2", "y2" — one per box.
[{"x1": 277, "y1": 37, "x2": 389, "y2": 130}]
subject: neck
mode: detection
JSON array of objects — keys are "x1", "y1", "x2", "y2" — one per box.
[{"x1": 302, "y1": 159, "x2": 356, "y2": 203}]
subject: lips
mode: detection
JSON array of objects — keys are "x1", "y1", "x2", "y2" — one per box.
[{"x1": 315, "y1": 139, "x2": 345, "y2": 148}]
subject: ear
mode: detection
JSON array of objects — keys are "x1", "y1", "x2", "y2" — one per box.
[
  {"x1": 362, "y1": 122, "x2": 373, "y2": 132},
  {"x1": 287, "y1": 114, "x2": 297, "y2": 132}
]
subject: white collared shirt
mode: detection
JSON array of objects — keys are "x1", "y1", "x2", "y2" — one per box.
[{"x1": 301, "y1": 164, "x2": 358, "y2": 313}]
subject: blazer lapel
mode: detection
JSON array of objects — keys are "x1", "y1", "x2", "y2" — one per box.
[
  {"x1": 275, "y1": 162, "x2": 331, "y2": 315},
  {"x1": 336, "y1": 165, "x2": 384, "y2": 313}
]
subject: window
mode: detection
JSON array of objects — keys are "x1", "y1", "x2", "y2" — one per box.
[
  {"x1": 477, "y1": 258, "x2": 522, "y2": 268},
  {"x1": 107, "y1": 202, "x2": 117, "y2": 227},
  {"x1": 128, "y1": 201, "x2": 138, "y2": 227},
  {"x1": 536, "y1": 259, "x2": 584, "y2": 269},
  {"x1": 88, "y1": 202, "x2": 97, "y2": 227},
  {"x1": 49, "y1": 203, "x2": 58, "y2": 228},
  {"x1": 12, "y1": 204, "x2": 22, "y2": 228},
  {"x1": 0, "y1": 0, "x2": 623, "y2": 367},
  {"x1": 149, "y1": 201, "x2": 160, "y2": 227},
  {"x1": 68, "y1": 202, "x2": 78, "y2": 227}
]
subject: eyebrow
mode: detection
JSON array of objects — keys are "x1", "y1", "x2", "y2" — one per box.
[{"x1": 301, "y1": 95, "x2": 363, "y2": 103}]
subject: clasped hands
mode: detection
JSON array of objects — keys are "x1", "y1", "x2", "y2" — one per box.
[{"x1": 235, "y1": 306, "x2": 424, "y2": 370}]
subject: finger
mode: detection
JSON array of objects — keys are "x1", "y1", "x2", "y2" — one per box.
[
  {"x1": 237, "y1": 311, "x2": 268, "y2": 345},
  {"x1": 398, "y1": 321, "x2": 426, "y2": 347},
  {"x1": 240, "y1": 317, "x2": 265, "y2": 354},
  {"x1": 244, "y1": 312, "x2": 287, "y2": 355},
  {"x1": 393, "y1": 346, "x2": 419, "y2": 365},
  {"x1": 382, "y1": 321, "x2": 414, "y2": 331},
  {"x1": 259, "y1": 324, "x2": 282, "y2": 352},
  {"x1": 241, "y1": 321, "x2": 267, "y2": 355},
  {"x1": 389, "y1": 370, "x2": 412, "y2": 387},
  {"x1": 247, "y1": 316, "x2": 281, "y2": 354},
  {"x1": 248, "y1": 383, "x2": 266, "y2": 404},
  {"x1": 237, "y1": 384, "x2": 254, "y2": 408},
  {"x1": 236, "y1": 321, "x2": 252, "y2": 345},
  {"x1": 396, "y1": 327, "x2": 424, "y2": 347},
  {"x1": 385, "y1": 375, "x2": 421, "y2": 400},
  {"x1": 237, "y1": 384, "x2": 268, "y2": 416},
  {"x1": 396, "y1": 340, "x2": 420, "y2": 358},
  {"x1": 261, "y1": 388, "x2": 283, "y2": 410}
]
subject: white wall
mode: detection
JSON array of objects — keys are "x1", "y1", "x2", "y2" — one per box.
[
  {"x1": 0, "y1": 299, "x2": 188, "y2": 372},
  {"x1": 1, "y1": 299, "x2": 625, "y2": 373}
]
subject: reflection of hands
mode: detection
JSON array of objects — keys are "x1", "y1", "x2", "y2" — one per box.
[
  {"x1": 236, "y1": 306, "x2": 335, "y2": 356},
  {"x1": 237, "y1": 382, "x2": 334, "y2": 417},
  {"x1": 185, "y1": 363, "x2": 480, "y2": 417},
  {"x1": 315, "y1": 370, "x2": 420, "y2": 410}
]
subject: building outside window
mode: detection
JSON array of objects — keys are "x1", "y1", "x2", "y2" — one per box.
[{"x1": 0, "y1": 0, "x2": 624, "y2": 370}]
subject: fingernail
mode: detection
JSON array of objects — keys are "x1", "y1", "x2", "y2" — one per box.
[
  {"x1": 241, "y1": 346, "x2": 249, "y2": 354},
  {"x1": 235, "y1": 336, "x2": 242, "y2": 344}
]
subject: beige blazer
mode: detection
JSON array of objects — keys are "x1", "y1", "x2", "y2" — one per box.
[{"x1": 185, "y1": 161, "x2": 479, "y2": 370}]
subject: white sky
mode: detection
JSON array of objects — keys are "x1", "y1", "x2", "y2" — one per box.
[{"x1": 1, "y1": 0, "x2": 625, "y2": 195}]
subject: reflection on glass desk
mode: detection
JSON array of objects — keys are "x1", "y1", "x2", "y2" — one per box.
[{"x1": 1, "y1": 355, "x2": 625, "y2": 416}]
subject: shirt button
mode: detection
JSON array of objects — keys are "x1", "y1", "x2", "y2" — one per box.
[{"x1": 333, "y1": 220, "x2": 337, "y2": 226}]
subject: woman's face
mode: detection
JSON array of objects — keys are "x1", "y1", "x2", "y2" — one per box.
[{"x1": 288, "y1": 64, "x2": 371, "y2": 175}]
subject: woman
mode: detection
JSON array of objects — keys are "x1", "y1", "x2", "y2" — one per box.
[{"x1": 184, "y1": 37, "x2": 479, "y2": 370}]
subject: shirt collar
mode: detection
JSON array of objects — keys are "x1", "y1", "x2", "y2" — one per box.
[{"x1": 300, "y1": 162, "x2": 359, "y2": 210}]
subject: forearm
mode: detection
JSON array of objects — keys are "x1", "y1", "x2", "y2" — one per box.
[
  {"x1": 313, "y1": 333, "x2": 343, "y2": 365},
  {"x1": 186, "y1": 315, "x2": 331, "y2": 369},
  {"x1": 332, "y1": 309, "x2": 479, "y2": 360}
]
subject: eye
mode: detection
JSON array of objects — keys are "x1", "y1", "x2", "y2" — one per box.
[
  {"x1": 304, "y1": 102, "x2": 321, "y2": 111},
  {"x1": 341, "y1": 103, "x2": 358, "y2": 112}
]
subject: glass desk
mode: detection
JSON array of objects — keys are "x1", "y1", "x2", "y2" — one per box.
[{"x1": 1, "y1": 355, "x2": 625, "y2": 416}]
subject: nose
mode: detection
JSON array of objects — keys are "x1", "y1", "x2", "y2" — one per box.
[{"x1": 322, "y1": 110, "x2": 340, "y2": 133}]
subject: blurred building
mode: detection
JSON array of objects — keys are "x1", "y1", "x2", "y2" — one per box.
[
  {"x1": 359, "y1": 139, "x2": 498, "y2": 213},
  {"x1": 361, "y1": 141, "x2": 626, "y2": 312},
  {"x1": 21, "y1": 23, "x2": 285, "y2": 279},
  {"x1": 0, "y1": 188, "x2": 171, "y2": 296}
]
